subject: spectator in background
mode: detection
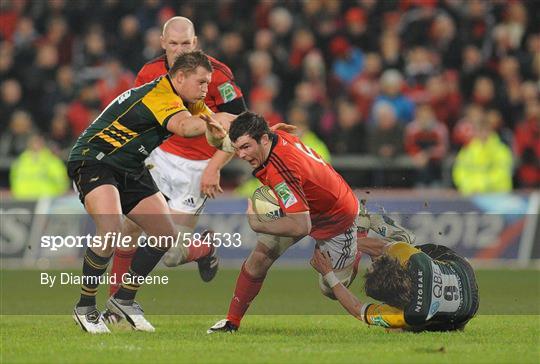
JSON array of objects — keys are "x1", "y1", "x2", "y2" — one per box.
[
  {"x1": 95, "y1": 57, "x2": 134, "y2": 108},
  {"x1": 38, "y1": 16, "x2": 73, "y2": 65},
  {"x1": 0, "y1": 41, "x2": 17, "y2": 80},
  {"x1": 429, "y1": 13, "x2": 461, "y2": 70},
  {"x1": 0, "y1": 110, "x2": 35, "y2": 159},
  {"x1": 343, "y1": 7, "x2": 376, "y2": 52},
  {"x1": 453, "y1": 117, "x2": 513, "y2": 195},
  {"x1": 329, "y1": 36, "x2": 364, "y2": 87},
  {"x1": 66, "y1": 81, "x2": 100, "y2": 137},
  {"x1": 405, "y1": 103, "x2": 449, "y2": 186},
  {"x1": 452, "y1": 104, "x2": 484, "y2": 149},
  {"x1": 349, "y1": 52, "x2": 381, "y2": 121},
  {"x1": 141, "y1": 27, "x2": 162, "y2": 63},
  {"x1": 470, "y1": 76, "x2": 499, "y2": 110},
  {"x1": 459, "y1": 44, "x2": 488, "y2": 99},
  {"x1": 9, "y1": 134, "x2": 69, "y2": 200},
  {"x1": 42, "y1": 65, "x2": 76, "y2": 114},
  {"x1": 47, "y1": 105, "x2": 73, "y2": 159},
  {"x1": 115, "y1": 15, "x2": 144, "y2": 73},
  {"x1": 330, "y1": 98, "x2": 366, "y2": 155},
  {"x1": 371, "y1": 69, "x2": 415, "y2": 124},
  {"x1": 292, "y1": 81, "x2": 324, "y2": 137},
  {"x1": 248, "y1": 50, "x2": 279, "y2": 97},
  {"x1": 367, "y1": 101, "x2": 405, "y2": 187},
  {"x1": 75, "y1": 26, "x2": 107, "y2": 73},
  {"x1": 513, "y1": 100, "x2": 540, "y2": 188},
  {"x1": 249, "y1": 87, "x2": 283, "y2": 127},
  {"x1": 0, "y1": 78, "x2": 25, "y2": 130},
  {"x1": 288, "y1": 104, "x2": 331, "y2": 163},
  {"x1": 403, "y1": 46, "x2": 438, "y2": 97},
  {"x1": 367, "y1": 102, "x2": 404, "y2": 158},
  {"x1": 426, "y1": 73, "x2": 462, "y2": 128},
  {"x1": 379, "y1": 31, "x2": 403, "y2": 70},
  {"x1": 22, "y1": 43, "x2": 59, "y2": 126}
]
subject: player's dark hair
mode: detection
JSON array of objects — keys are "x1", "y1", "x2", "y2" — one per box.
[
  {"x1": 229, "y1": 111, "x2": 272, "y2": 143},
  {"x1": 169, "y1": 50, "x2": 212, "y2": 76},
  {"x1": 364, "y1": 255, "x2": 414, "y2": 309}
]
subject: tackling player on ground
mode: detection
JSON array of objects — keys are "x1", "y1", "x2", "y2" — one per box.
[
  {"x1": 204, "y1": 111, "x2": 414, "y2": 333},
  {"x1": 104, "y1": 17, "x2": 247, "y2": 323},
  {"x1": 311, "y1": 237, "x2": 479, "y2": 331}
]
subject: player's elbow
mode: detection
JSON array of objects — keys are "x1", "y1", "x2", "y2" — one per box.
[{"x1": 290, "y1": 217, "x2": 311, "y2": 238}]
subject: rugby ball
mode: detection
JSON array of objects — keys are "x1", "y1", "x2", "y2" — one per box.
[{"x1": 251, "y1": 186, "x2": 284, "y2": 222}]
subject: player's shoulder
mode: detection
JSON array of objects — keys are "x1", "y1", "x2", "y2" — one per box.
[
  {"x1": 268, "y1": 133, "x2": 304, "y2": 172},
  {"x1": 142, "y1": 76, "x2": 184, "y2": 107},
  {"x1": 207, "y1": 55, "x2": 234, "y2": 79},
  {"x1": 138, "y1": 55, "x2": 167, "y2": 75},
  {"x1": 387, "y1": 242, "x2": 422, "y2": 266},
  {"x1": 142, "y1": 54, "x2": 167, "y2": 68}
]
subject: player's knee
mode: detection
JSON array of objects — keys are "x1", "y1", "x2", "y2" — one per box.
[
  {"x1": 245, "y1": 251, "x2": 273, "y2": 279},
  {"x1": 122, "y1": 218, "x2": 144, "y2": 238}
]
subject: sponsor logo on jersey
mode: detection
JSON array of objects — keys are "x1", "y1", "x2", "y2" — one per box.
[
  {"x1": 274, "y1": 182, "x2": 298, "y2": 208},
  {"x1": 138, "y1": 145, "x2": 149, "y2": 156},
  {"x1": 217, "y1": 82, "x2": 237, "y2": 103},
  {"x1": 414, "y1": 269, "x2": 424, "y2": 313},
  {"x1": 371, "y1": 315, "x2": 390, "y2": 328}
]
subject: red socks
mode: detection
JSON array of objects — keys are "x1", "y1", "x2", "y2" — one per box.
[
  {"x1": 226, "y1": 263, "x2": 266, "y2": 328},
  {"x1": 109, "y1": 248, "x2": 136, "y2": 296},
  {"x1": 185, "y1": 244, "x2": 212, "y2": 263}
]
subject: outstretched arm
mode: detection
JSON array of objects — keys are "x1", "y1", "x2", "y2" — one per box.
[
  {"x1": 311, "y1": 248, "x2": 365, "y2": 320},
  {"x1": 311, "y1": 248, "x2": 406, "y2": 329},
  {"x1": 167, "y1": 111, "x2": 235, "y2": 138}
]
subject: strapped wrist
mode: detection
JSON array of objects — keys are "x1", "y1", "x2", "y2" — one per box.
[{"x1": 323, "y1": 271, "x2": 340, "y2": 288}]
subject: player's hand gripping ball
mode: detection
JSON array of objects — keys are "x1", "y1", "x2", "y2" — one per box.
[{"x1": 251, "y1": 186, "x2": 284, "y2": 222}]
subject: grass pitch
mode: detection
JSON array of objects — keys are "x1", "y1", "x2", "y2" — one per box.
[{"x1": 1, "y1": 268, "x2": 539, "y2": 363}]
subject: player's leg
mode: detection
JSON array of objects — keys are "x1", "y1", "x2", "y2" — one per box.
[
  {"x1": 317, "y1": 225, "x2": 359, "y2": 300},
  {"x1": 108, "y1": 218, "x2": 141, "y2": 297},
  {"x1": 161, "y1": 210, "x2": 218, "y2": 281},
  {"x1": 208, "y1": 234, "x2": 298, "y2": 333},
  {"x1": 106, "y1": 192, "x2": 175, "y2": 332},
  {"x1": 147, "y1": 148, "x2": 218, "y2": 279},
  {"x1": 73, "y1": 184, "x2": 124, "y2": 334}
]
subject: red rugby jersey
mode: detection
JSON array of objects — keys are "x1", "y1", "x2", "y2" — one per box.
[
  {"x1": 254, "y1": 130, "x2": 359, "y2": 240},
  {"x1": 134, "y1": 54, "x2": 244, "y2": 160}
]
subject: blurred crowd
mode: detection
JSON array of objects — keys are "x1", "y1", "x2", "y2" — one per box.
[{"x1": 0, "y1": 0, "x2": 539, "y2": 197}]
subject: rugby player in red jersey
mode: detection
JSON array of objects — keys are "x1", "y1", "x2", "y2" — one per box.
[
  {"x1": 104, "y1": 17, "x2": 247, "y2": 323},
  {"x1": 205, "y1": 111, "x2": 365, "y2": 332}
]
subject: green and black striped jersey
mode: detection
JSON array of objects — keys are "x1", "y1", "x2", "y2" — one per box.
[{"x1": 69, "y1": 75, "x2": 211, "y2": 172}]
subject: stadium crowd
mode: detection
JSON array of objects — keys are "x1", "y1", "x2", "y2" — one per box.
[{"x1": 0, "y1": 0, "x2": 539, "y2": 196}]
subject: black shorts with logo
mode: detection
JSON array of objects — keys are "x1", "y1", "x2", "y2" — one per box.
[{"x1": 67, "y1": 160, "x2": 159, "y2": 214}]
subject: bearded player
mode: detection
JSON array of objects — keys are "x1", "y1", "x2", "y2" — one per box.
[
  {"x1": 103, "y1": 17, "x2": 247, "y2": 323},
  {"x1": 204, "y1": 111, "x2": 414, "y2": 333},
  {"x1": 311, "y1": 237, "x2": 479, "y2": 332}
]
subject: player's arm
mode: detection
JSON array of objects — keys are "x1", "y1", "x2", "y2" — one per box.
[
  {"x1": 201, "y1": 150, "x2": 234, "y2": 198},
  {"x1": 247, "y1": 198, "x2": 311, "y2": 238},
  {"x1": 166, "y1": 111, "x2": 235, "y2": 138},
  {"x1": 310, "y1": 248, "x2": 365, "y2": 320},
  {"x1": 311, "y1": 248, "x2": 407, "y2": 329}
]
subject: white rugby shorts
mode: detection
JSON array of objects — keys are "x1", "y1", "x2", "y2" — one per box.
[{"x1": 145, "y1": 147, "x2": 209, "y2": 213}]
